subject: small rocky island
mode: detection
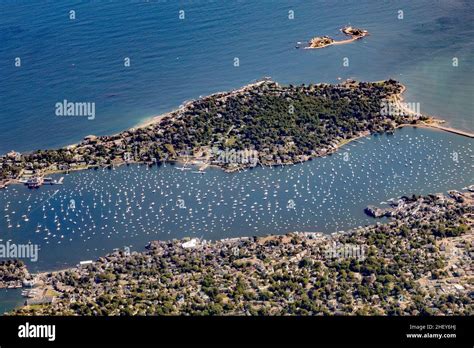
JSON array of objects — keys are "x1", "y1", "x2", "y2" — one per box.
[{"x1": 299, "y1": 26, "x2": 369, "y2": 49}]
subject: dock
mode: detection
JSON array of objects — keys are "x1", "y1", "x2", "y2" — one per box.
[{"x1": 23, "y1": 176, "x2": 64, "y2": 189}]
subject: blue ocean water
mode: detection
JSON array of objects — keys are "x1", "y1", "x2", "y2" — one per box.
[{"x1": 0, "y1": 0, "x2": 472, "y2": 154}]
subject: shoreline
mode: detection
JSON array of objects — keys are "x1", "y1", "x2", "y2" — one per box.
[
  {"x1": 302, "y1": 26, "x2": 369, "y2": 49},
  {"x1": 3, "y1": 174, "x2": 473, "y2": 282}
]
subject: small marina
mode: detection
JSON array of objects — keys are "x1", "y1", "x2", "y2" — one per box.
[{"x1": 18, "y1": 176, "x2": 64, "y2": 189}]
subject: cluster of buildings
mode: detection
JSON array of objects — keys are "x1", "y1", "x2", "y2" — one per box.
[{"x1": 0, "y1": 79, "x2": 417, "y2": 186}]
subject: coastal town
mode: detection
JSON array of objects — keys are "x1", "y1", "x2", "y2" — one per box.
[
  {"x1": 0, "y1": 78, "x2": 434, "y2": 189},
  {"x1": 5, "y1": 189, "x2": 472, "y2": 316}
]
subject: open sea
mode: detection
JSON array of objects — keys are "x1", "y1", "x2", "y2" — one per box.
[{"x1": 0, "y1": 0, "x2": 473, "y2": 313}]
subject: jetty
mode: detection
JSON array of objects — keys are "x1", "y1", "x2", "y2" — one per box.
[
  {"x1": 391, "y1": 84, "x2": 474, "y2": 138},
  {"x1": 300, "y1": 25, "x2": 369, "y2": 49}
]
